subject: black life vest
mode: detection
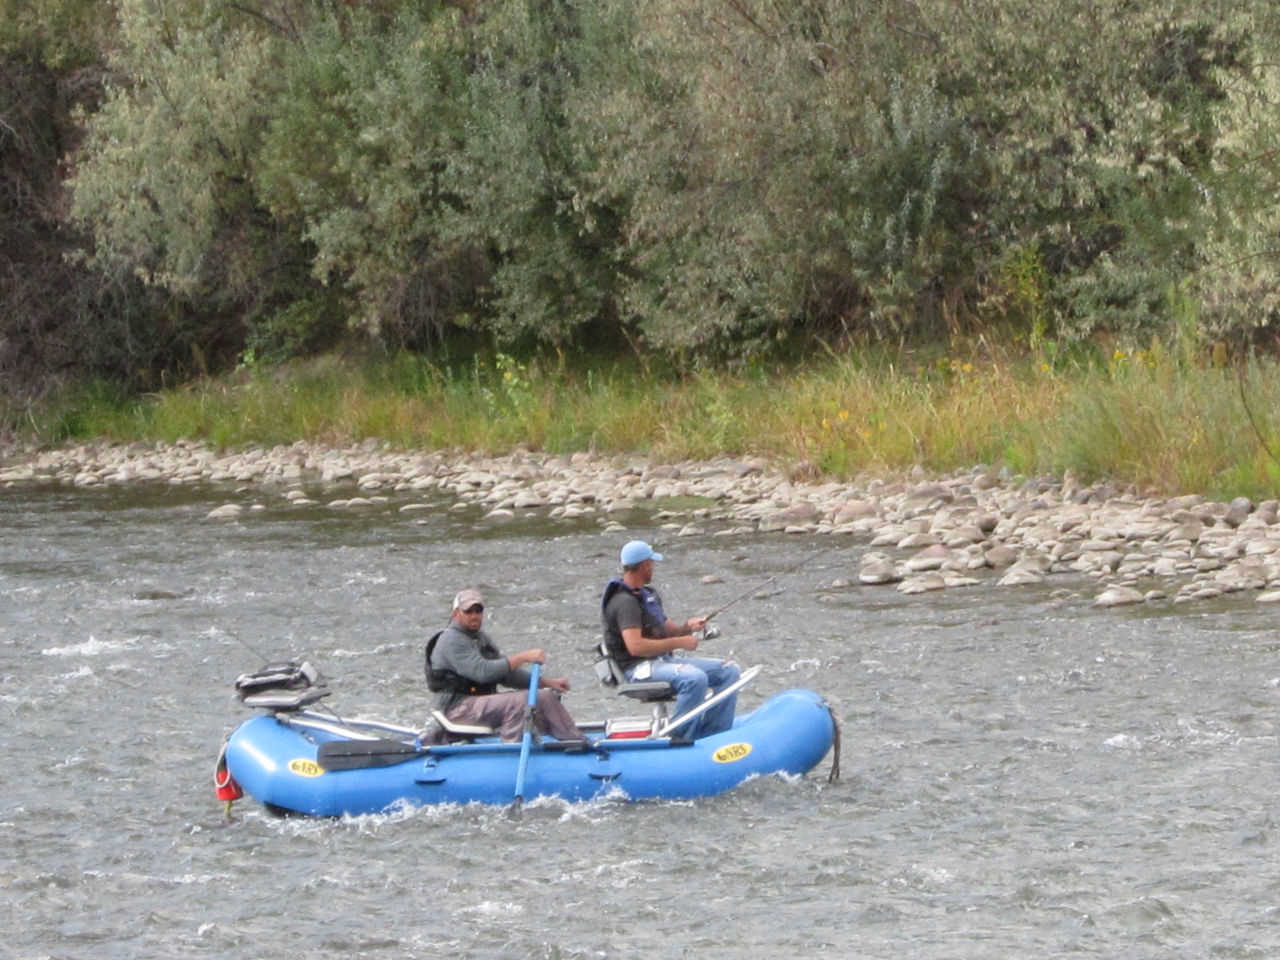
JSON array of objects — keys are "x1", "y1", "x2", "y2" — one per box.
[
  {"x1": 423, "y1": 630, "x2": 500, "y2": 696},
  {"x1": 600, "y1": 578, "x2": 669, "y2": 664}
]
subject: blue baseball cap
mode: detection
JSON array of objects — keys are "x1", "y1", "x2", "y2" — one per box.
[{"x1": 620, "y1": 540, "x2": 663, "y2": 567}]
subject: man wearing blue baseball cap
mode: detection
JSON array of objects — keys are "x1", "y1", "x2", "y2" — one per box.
[{"x1": 600, "y1": 540, "x2": 741, "y2": 740}]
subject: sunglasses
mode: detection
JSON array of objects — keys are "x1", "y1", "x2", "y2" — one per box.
[{"x1": 462, "y1": 604, "x2": 484, "y2": 614}]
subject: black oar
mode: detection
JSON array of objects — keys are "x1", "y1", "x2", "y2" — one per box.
[
  {"x1": 316, "y1": 738, "x2": 428, "y2": 771},
  {"x1": 510, "y1": 662, "x2": 541, "y2": 813}
]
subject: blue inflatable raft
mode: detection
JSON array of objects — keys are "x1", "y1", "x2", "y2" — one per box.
[{"x1": 215, "y1": 661, "x2": 838, "y2": 816}]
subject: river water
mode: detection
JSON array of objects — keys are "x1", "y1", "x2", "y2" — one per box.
[{"x1": 2, "y1": 482, "x2": 1278, "y2": 959}]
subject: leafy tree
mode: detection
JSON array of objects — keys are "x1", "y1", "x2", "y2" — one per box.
[
  {"x1": 255, "y1": 3, "x2": 488, "y2": 348},
  {"x1": 71, "y1": 2, "x2": 285, "y2": 307},
  {"x1": 565, "y1": 0, "x2": 991, "y2": 353},
  {"x1": 440, "y1": 0, "x2": 636, "y2": 347},
  {"x1": 1183, "y1": 4, "x2": 1280, "y2": 347},
  {"x1": 0, "y1": 0, "x2": 160, "y2": 405},
  {"x1": 0, "y1": 0, "x2": 114, "y2": 68}
]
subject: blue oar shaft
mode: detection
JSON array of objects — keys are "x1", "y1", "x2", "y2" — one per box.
[{"x1": 512, "y1": 663, "x2": 540, "y2": 804}]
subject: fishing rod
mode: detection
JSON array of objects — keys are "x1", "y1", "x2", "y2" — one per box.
[
  {"x1": 230, "y1": 630, "x2": 274, "y2": 664},
  {"x1": 702, "y1": 545, "x2": 837, "y2": 624}
]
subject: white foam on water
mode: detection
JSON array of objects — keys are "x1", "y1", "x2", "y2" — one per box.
[
  {"x1": 908, "y1": 863, "x2": 956, "y2": 888},
  {"x1": 330, "y1": 641, "x2": 406, "y2": 658},
  {"x1": 56, "y1": 664, "x2": 96, "y2": 681},
  {"x1": 552, "y1": 855, "x2": 664, "y2": 894},
  {"x1": 83, "y1": 869, "x2": 231, "y2": 886},
  {"x1": 344, "y1": 572, "x2": 388, "y2": 586},
  {"x1": 41, "y1": 636, "x2": 136, "y2": 657},
  {"x1": 1103, "y1": 733, "x2": 1142, "y2": 750},
  {"x1": 536, "y1": 791, "x2": 632, "y2": 823},
  {"x1": 467, "y1": 900, "x2": 524, "y2": 917},
  {"x1": 1169, "y1": 717, "x2": 1239, "y2": 746}
]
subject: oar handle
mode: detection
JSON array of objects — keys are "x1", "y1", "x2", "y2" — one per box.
[{"x1": 525, "y1": 662, "x2": 541, "y2": 708}]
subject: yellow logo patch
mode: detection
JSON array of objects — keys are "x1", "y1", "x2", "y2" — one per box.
[
  {"x1": 288, "y1": 758, "x2": 325, "y2": 777},
  {"x1": 712, "y1": 742, "x2": 752, "y2": 764}
]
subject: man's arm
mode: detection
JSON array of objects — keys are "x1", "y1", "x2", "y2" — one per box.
[
  {"x1": 503, "y1": 647, "x2": 554, "y2": 691},
  {"x1": 663, "y1": 615, "x2": 707, "y2": 635},
  {"x1": 621, "y1": 625, "x2": 697, "y2": 657},
  {"x1": 438, "y1": 629, "x2": 512, "y2": 685},
  {"x1": 608, "y1": 591, "x2": 701, "y2": 657}
]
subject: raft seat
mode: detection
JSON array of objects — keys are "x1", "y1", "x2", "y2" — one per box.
[
  {"x1": 240, "y1": 686, "x2": 332, "y2": 712},
  {"x1": 430, "y1": 710, "x2": 496, "y2": 740},
  {"x1": 235, "y1": 659, "x2": 332, "y2": 712},
  {"x1": 593, "y1": 643, "x2": 676, "y2": 734}
]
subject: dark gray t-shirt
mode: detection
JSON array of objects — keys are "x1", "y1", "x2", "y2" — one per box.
[{"x1": 603, "y1": 585, "x2": 668, "y2": 672}]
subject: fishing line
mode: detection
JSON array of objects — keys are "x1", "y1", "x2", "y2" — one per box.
[
  {"x1": 229, "y1": 630, "x2": 275, "y2": 664},
  {"x1": 703, "y1": 544, "x2": 838, "y2": 623}
]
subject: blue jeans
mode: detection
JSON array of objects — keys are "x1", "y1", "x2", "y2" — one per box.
[{"x1": 631, "y1": 656, "x2": 741, "y2": 740}]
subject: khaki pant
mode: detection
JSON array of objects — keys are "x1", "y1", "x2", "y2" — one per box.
[{"x1": 445, "y1": 689, "x2": 582, "y2": 742}]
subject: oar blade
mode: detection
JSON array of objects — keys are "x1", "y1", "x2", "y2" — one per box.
[{"x1": 316, "y1": 739, "x2": 426, "y2": 771}]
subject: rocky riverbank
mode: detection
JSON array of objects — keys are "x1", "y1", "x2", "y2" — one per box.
[{"x1": 4, "y1": 439, "x2": 1279, "y2": 608}]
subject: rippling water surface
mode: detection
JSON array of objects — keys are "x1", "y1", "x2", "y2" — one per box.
[{"x1": 3, "y1": 484, "x2": 1278, "y2": 959}]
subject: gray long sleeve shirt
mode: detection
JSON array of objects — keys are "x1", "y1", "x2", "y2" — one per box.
[{"x1": 429, "y1": 621, "x2": 531, "y2": 712}]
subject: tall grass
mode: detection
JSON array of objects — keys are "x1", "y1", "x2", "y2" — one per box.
[{"x1": 13, "y1": 347, "x2": 1280, "y2": 500}]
